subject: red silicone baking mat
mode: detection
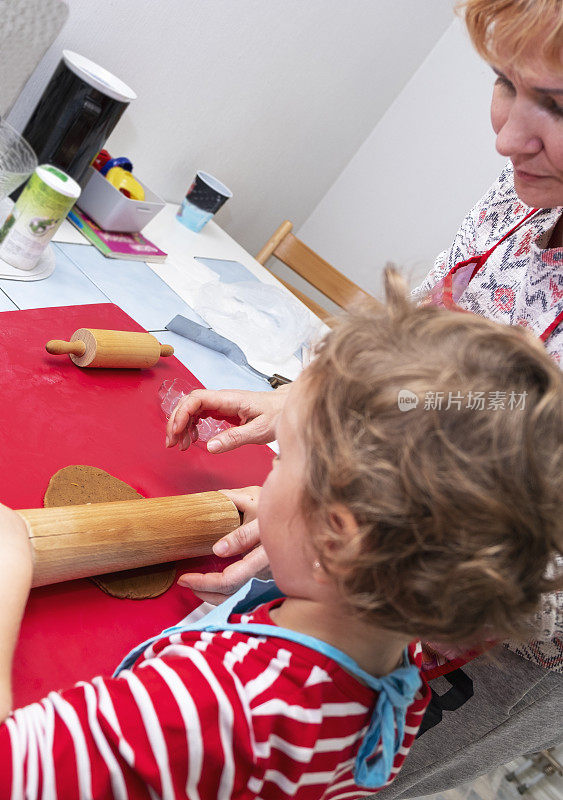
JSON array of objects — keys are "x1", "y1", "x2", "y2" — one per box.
[{"x1": 0, "y1": 303, "x2": 274, "y2": 706}]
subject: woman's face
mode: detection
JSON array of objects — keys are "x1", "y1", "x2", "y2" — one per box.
[{"x1": 490, "y1": 55, "x2": 563, "y2": 208}]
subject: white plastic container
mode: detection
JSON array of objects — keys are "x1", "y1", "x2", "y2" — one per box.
[
  {"x1": 77, "y1": 167, "x2": 165, "y2": 232},
  {"x1": 0, "y1": 165, "x2": 81, "y2": 270}
]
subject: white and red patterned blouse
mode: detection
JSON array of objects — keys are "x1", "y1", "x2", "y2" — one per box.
[{"x1": 416, "y1": 162, "x2": 563, "y2": 364}]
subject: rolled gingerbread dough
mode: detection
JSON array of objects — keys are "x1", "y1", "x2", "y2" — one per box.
[{"x1": 44, "y1": 465, "x2": 176, "y2": 599}]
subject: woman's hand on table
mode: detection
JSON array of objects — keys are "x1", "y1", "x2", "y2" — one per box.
[
  {"x1": 166, "y1": 385, "x2": 290, "y2": 454},
  {"x1": 177, "y1": 487, "x2": 270, "y2": 605}
]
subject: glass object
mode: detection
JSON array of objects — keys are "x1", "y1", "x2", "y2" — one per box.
[{"x1": 0, "y1": 119, "x2": 37, "y2": 201}]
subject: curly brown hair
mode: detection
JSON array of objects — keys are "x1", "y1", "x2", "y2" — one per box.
[
  {"x1": 300, "y1": 269, "x2": 563, "y2": 645},
  {"x1": 459, "y1": 0, "x2": 563, "y2": 70}
]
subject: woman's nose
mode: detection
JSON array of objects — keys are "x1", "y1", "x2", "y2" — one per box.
[{"x1": 495, "y1": 101, "x2": 543, "y2": 157}]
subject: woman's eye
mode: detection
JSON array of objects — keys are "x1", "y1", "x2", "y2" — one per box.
[
  {"x1": 542, "y1": 96, "x2": 563, "y2": 118},
  {"x1": 495, "y1": 74, "x2": 515, "y2": 93}
]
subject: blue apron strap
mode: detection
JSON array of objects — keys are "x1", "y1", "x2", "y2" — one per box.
[
  {"x1": 354, "y1": 662, "x2": 420, "y2": 787},
  {"x1": 114, "y1": 578, "x2": 421, "y2": 788},
  {"x1": 113, "y1": 579, "x2": 282, "y2": 675}
]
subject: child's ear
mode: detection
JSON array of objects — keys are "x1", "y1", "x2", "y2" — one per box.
[
  {"x1": 312, "y1": 504, "x2": 360, "y2": 585},
  {"x1": 328, "y1": 504, "x2": 359, "y2": 543}
]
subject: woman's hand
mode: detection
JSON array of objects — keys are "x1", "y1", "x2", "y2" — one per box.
[
  {"x1": 166, "y1": 385, "x2": 290, "y2": 454},
  {"x1": 177, "y1": 487, "x2": 270, "y2": 605}
]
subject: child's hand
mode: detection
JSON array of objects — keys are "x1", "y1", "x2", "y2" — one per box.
[
  {"x1": 0, "y1": 505, "x2": 33, "y2": 721},
  {"x1": 0, "y1": 505, "x2": 33, "y2": 577},
  {"x1": 177, "y1": 487, "x2": 270, "y2": 604}
]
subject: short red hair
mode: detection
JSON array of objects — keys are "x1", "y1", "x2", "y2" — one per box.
[{"x1": 459, "y1": 0, "x2": 563, "y2": 69}]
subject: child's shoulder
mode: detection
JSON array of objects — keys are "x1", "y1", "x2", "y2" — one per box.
[
  {"x1": 142, "y1": 600, "x2": 376, "y2": 705},
  {"x1": 141, "y1": 601, "x2": 424, "y2": 710}
]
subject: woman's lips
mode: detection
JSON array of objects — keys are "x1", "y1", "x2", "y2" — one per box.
[{"x1": 514, "y1": 167, "x2": 551, "y2": 182}]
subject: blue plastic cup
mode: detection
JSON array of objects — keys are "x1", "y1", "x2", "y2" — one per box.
[{"x1": 176, "y1": 171, "x2": 232, "y2": 232}]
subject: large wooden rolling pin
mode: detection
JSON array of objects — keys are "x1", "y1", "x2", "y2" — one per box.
[
  {"x1": 46, "y1": 328, "x2": 174, "y2": 368},
  {"x1": 16, "y1": 491, "x2": 240, "y2": 587}
]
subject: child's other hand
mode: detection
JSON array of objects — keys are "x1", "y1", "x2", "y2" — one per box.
[
  {"x1": 0, "y1": 505, "x2": 33, "y2": 578},
  {"x1": 0, "y1": 506, "x2": 33, "y2": 721},
  {"x1": 177, "y1": 487, "x2": 270, "y2": 604}
]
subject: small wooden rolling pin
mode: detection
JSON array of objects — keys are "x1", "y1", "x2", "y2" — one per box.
[
  {"x1": 46, "y1": 328, "x2": 174, "y2": 369},
  {"x1": 16, "y1": 491, "x2": 240, "y2": 587}
]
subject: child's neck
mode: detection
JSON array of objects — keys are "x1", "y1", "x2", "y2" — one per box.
[{"x1": 270, "y1": 597, "x2": 410, "y2": 679}]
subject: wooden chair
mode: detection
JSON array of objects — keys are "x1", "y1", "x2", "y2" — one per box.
[{"x1": 256, "y1": 221, "x2": 372, "y2": 323}]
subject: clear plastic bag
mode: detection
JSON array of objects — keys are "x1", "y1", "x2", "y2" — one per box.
[
  {"x1": 194, "y1": 280, "x2": 314, "y2": 364},
  {"x1": 158, "y1": 378, "x2": 231, "y2": 447}
]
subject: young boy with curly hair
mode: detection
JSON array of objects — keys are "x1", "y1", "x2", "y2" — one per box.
[{"x1": 0, "y1": 270, "x2": 561, "y2": 799}]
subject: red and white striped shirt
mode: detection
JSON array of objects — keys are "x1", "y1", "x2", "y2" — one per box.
[{"x1": 0, "y1": 600, "x2": 430, "y2": 799}]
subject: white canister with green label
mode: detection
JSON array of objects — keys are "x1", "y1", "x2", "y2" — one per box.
[{"x1": 0, "y1": 165, "x2": 81, "y2": 271}]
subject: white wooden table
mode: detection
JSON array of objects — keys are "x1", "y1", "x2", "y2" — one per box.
[{"x1": 0, "y1": 204, "x2": 324, "y2": 392}]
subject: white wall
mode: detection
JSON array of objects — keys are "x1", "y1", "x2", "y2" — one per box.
[
  {"x1": 0, "y1": 0, "x2": 68, "y2": 117},
  {"x1": 7, "y1": 0, "x2": 454, "y2": 257},
  {"x1": 297, "y1": 18, "x2": 506, "y2": 297}
]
